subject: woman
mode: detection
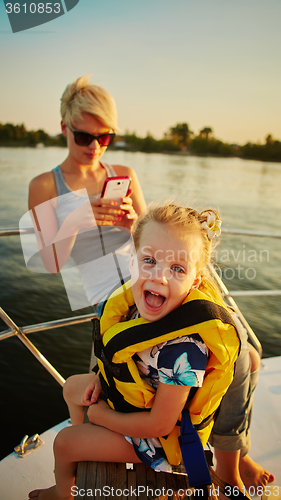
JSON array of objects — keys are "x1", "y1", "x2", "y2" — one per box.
[{"x1": 29, "y1": 75, "x2": 146, "y2": 310}]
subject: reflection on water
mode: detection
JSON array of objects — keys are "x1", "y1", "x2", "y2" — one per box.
[{"x1": 0, "y1": 148, "x2": 280, "y2": 459}]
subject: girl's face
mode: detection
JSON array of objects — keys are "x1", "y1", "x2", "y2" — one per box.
[
  {"x1": 130, "y1": 221, "x2": 202, "y2": 321},
  {"x1": 61, "y1": 112, "x2": 110, "y2": 167}
]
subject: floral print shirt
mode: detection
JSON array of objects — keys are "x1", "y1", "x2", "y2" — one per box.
[
  {"x1": 134, "y1": 334, "x2": 208, "y2": 390},
  {"x1": 125, "y1": 307, "x2": 208, "y2": 472}
]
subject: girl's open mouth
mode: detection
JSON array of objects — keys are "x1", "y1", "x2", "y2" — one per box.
[{"x1": 144, "y1": 290, "x2": 166, "y2": 309}]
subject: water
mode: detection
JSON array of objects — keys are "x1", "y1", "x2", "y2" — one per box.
[{"x1": 0, "y1": 147, "x2": 280, "y2": 460}]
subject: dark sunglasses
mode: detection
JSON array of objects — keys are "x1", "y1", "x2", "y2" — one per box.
[{"x1": 68, "y1": 127, "x2": 115, "y2": 147}]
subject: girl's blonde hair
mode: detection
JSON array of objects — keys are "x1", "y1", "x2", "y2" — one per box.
[
  {"x1": 132, "y1": 201, "x2": 221, "y2": 288},
  {"x1": 60, "y1": 75, "x2": 119, "y2": 130}
]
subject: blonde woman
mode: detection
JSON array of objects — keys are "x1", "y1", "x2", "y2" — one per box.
[{"x1": 29, "y1": 75, "x2": 146, "y2": 310}]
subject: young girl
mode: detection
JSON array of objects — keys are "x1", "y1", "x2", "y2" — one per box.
[{"x1": 29, "y1": 202, "x2": 240, "y2": 500}]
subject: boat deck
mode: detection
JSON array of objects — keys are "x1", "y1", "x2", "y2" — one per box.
[
  {"x1": 0, "y1": 356, "x2": 280, "y2": 499},
  {"x1": 248, "y1": 356, "x2": 281, "y2": 487}
]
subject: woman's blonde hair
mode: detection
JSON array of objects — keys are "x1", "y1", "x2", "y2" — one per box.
[
  {"x1": 132, "y1": 201, "x2": 221, "y2": 286},
  {"x1": 60, "y1": 75, "x2": 119, "y2": 130}
]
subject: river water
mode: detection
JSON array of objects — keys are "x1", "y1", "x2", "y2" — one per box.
[{"x1": 0, "y1": 147, "x2": 280, "y2": 460}]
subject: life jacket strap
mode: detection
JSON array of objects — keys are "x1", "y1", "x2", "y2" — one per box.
[
  {"x1": 193, "y1": 410, "x2": 217, "y2": 431},
  {"x1": 102, "y1": 298, "x2": 238, "y2": 363},
  {"x1": 179, "y1": 409, "x2": 212, "y2": 490},
  {"x1": 92, "y1": 317, "x2": 101, "y2": 343}
]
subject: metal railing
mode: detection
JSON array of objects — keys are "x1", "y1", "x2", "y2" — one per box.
[
  {"x1": 210, "y1": 266, "x2": 263, "y2": 356},
  {"x1": 221, "y1": 228, "x2": 281, "y2": 239},
  {"x1": 2, "y1": 226, "x2": 280, "y2": 300},
  {"x1": 0, "y1": 225, "x2": 280, "y2": 383},
  {"x1": 0, "y1": 306, "x2": 96, "y2": 386},
  {"x1": 0, "y1": 225, "x2": 98, "y2": 385},
  {"x1": 0, "y1": 227, "x2": 34, "y2": 236},
  {"x1": 1, "y1": 226, "x2": 281, "y2": 239}
]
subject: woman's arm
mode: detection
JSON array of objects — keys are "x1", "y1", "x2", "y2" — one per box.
[
  {"x1": 29, "y1": 173, "x2": 97, "y2": 272},
  {"x1": 28, "y1": 172, "x2": 74, "y2": 273},
  {"x1": 28, "y1": 171, "x2": 133, "y2": 273},
  {"x1": 87, "y1": 382, "x2": 191, "y2": 438}
]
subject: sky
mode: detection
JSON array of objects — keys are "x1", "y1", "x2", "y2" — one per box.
[{"x1": 0, "y1": 0, "x2": 281, "y2": 144}]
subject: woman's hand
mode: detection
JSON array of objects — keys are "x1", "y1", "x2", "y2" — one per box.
[
  {"x1": 90, "y1": 198, "x2": 126, "y2": 227},
  {"x1": 116, "y1": 192, "x2": 138, "y2": 230},
  {"x1": 91, "y1": 192, "x2": 137, "y2": 230},
  {"x1": 81, "y1": 374, "x2": 102, "y2": 406},
  {"x1": 87, "y1": 397, "x2": 112, "y2": 425}
]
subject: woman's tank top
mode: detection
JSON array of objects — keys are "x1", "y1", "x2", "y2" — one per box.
[{"x1": 52, "y1": 163, "x2": 132, "y2": 310}]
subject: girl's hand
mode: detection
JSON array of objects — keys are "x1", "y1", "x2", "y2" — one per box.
[
  {"x1": 87, "y1": 397, "x2": 111, "y2": 425},
  {"x1": 81, "y1": 374, "x2": 102, "y2": 406}
]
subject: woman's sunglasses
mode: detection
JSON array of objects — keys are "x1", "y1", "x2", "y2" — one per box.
[{"x1": 68, "y1": 127, "x2": 115, "y2": 147}]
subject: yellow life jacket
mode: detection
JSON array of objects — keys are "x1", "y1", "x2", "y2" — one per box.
[{"x1": 96, "y1": 279, "x2": 240, "y2": 466}]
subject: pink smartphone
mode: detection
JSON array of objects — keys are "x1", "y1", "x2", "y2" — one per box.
[{"x1": 101, "y1": 176, "x2": 131, "y2": 201}]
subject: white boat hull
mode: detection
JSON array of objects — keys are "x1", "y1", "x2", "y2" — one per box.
[
  {"x1": 0, "y1": 420, "x2": 70, "y2": 500},
  {"x1": 250, "y1": 356, "x2": 281, "y2": 489},
  {"x1": 0, "y1": 357, "x2": 280, "y2": 499}
]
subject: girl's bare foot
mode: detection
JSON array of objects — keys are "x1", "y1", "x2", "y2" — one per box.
[
  {"x1": 239, "y1": 455, "x2": 275, "y2": 489},
  {"x1": 28, "y1": 485, "x2": 71, "y2": 500}
]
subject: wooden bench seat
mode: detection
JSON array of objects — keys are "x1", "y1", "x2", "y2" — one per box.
[{"x1": 75, "y1": 460, "x2": 223, "y2": 500}]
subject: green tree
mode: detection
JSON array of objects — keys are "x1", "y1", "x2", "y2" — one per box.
[
  {"x1": 123, "y1": 131, "x2": 143, "y2": 151},
  {"x1": 265, "y1": 134, "x2": 273, "y2": 145},
  {"x1": 0, "y1": 123, "x2": 15, "y2": 142},
  {"x1": 37, "y1": 129, "x2": 49, "y2": 145},
  {"x1": 199, "y1": 127, "x2": 213, "y2": 141},
  {"x1": 27, "y1": 130, "x2": 40, "y2": 145},
  {"x1": 168, "y1": 123, "x2": 193, "y2": 148}
]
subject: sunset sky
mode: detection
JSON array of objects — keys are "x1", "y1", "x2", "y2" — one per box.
[{"x1": 1, "y1": 0, "x2": 280, "y2": 144}]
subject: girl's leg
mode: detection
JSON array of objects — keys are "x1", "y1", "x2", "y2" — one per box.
[
  {"x1": 63, "y1": 374, "x2": 94, "y2": 425},
  {"x1": 29, "y1": 423, "x2": 141, "y2": 500}
]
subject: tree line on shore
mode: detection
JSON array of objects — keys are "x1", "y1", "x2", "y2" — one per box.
[
  {"x1": 0, "y1": 122, "x2": 66, "y2": 147},
  {"x1": 1, "y1": 121, "x2": 281, "y2": 163}
]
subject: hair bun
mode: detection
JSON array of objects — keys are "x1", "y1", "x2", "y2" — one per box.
[{"x1": 200, "y1": 209, "x2": 221, "y2": 240}]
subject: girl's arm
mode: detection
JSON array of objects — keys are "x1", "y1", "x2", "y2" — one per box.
[{"x1": 87, "y1": 382, "x2": 191, "y2": 438}]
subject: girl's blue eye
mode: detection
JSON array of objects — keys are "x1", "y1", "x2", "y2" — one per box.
[
  {"x1": 143, "y1": 257, "x2": 155, "y2": 265},
  {"x1": 172, "y1": 265, "x2": 185, "y2": 273}
]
